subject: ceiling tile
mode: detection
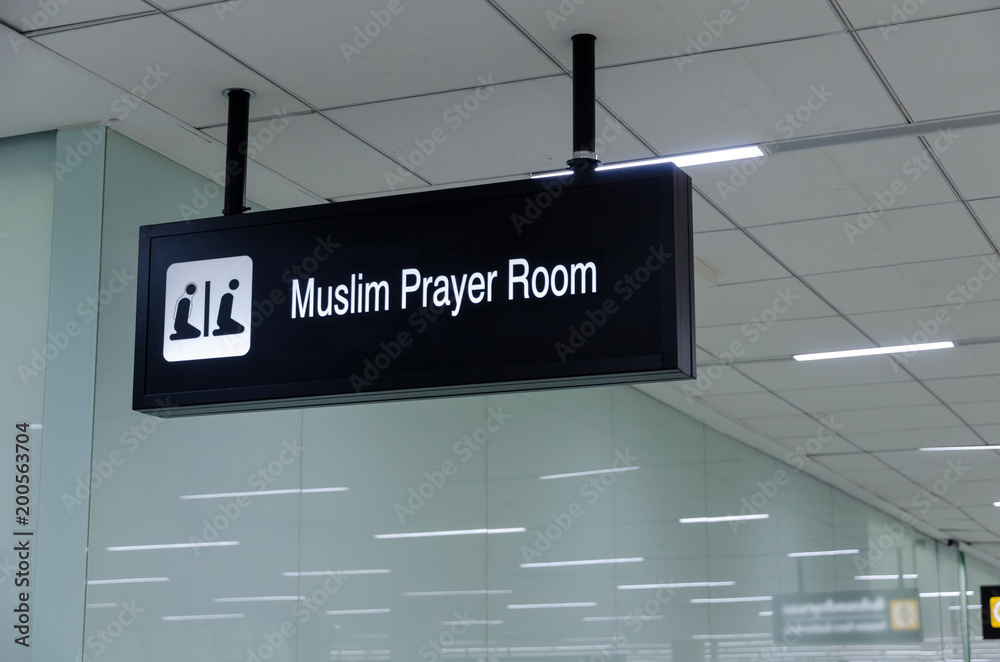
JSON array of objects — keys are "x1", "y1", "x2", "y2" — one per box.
[
  {"x1": 202, "y1": 114, "x2": 424, "y2": 199},
  {"x1": 749, "y1": 202, "x2": 989, "y2": 276},
  {"x1": 931, "y1": 126, "x2": 1000, "y2": 201},
  {"x1": 34, "y1": 14, "x2": 308, "y2": 127},
  {"x1": 690, "y1": 137, "x2": 956, "y2": 227},
  {"x1": 738, "y1": 357, "x2": 910, "y2": 391},
  {"x1": 693, "y1": 229, "x2": 788, "y2": 285},
  {"x1": 0, "y1": 0, "x2": 148, "y2": 31},
  {"x1": 693, "y1": 194, "x2": 734, "y2": 233},
  {"x1": 700, "y1": 392, "x2": 800, "y2": 420},
  {"x1": 776, "y1": 381, "x2": 936, "y2": 414},
  {"x1": 860, "y1": 10, "x2": 1000, "y2": 120},
  {"x1": 599, "y1": 34, "x2": 901, "y2": 156},
  {"x1": 327, "y1": 76, "x2": 650, "y2": 184},
  {"x1": 953, "y1": 402, "x2": 1000, "y2": 426},
  {"x1": 832, "y1": 404, "x2": 964, "y2": 435},
  {"x1": 815, "y1": 453, "x2": 887, "y2": 472},
  {"x1": 924, "y1": 376, "x2": 1000, "y2": 405},
  {"x1": 174, "y1": 0, "x2": 559, "y2": 109},
  {"x1": 494, "y1": 0, "x2": 842, "y2": 68},
  {"x1": 839, "y1": 1, "x2": 1000, "y2": 29},
  {"x1": 740, "y1": 412, "x2": 834, "y2": 439},
  {"x1": 900, "y1": 346, "x2": 1000, "y2": 380},
  {"x1": 695, "y1": 277, "x2": 836, "y2": 327}
]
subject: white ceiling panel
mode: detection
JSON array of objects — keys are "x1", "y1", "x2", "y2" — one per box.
[
  {"x1": 902, "y1": 346, "x2": 1000, "y2": 381},
  {"x1": 693, "y1": 193, "x2": 734, "y2": 233},
  {"x1": 174, "y1": 0, "x2": 559, "y2": 109},
  {"x1": 971, "y1": 197, "x2": 1000, "y2": 246},
  {"x1": 697, "y1": 317, "x2": 872, "y2": 361},
  {"x1": 693, "y1": 229, "x2": 788, "y2": 285},
  {"x1": 924, "y1": 376, "x2": 1000, "y2": 405},
  {"x1": 932, "y1": 127, "x2": 1000, "y2": 201},
  {"x1": 953, "y1": 402, "x2": 1000, "y2": 426},
  {"x1": 932, "y1": 479, "x2": 1000, "y2": 507},
  {"x1": 776, "y1": 380, "x2": 936, "y2": 414},
  {"x1": 694, "y1": 278, "x2": 836, "y2": 327},
  {"x1": 0, "y1": 0, "x2": 148, "y2": 31},
  {"x1": 860, "y1": 9, "x2": 1000, "y2": 120},
  {"x1": 831, "y1": 404, "x2": 964, "y2": 435},
  {"x1": 737, "y1": 356, "x2": 910, "y2": 391},
  {"x1": 972, "y1": 425, "x2": 1000, "y2": 444},
  {"x1": 662, "y1": 368, "x2": 765, "y2": 398},
  {"x1": 839, "y1": 1, "x2": 1000, "y2": 29},
  {"x1": 848, "y1": 427, "x2": 982, "y2": 452},
  {"x1": 494, "y1": 0, "x2": 842, "y2": 68},
  {"x1": 327, "y1": 76, "x2": 650, "y2": 184},
  {"x1": 597, "y1": 34, "x2": 901, "y2": 157},
  {"x1": 749, "y1": 202, "x2": 989, "y2": 276},
  {"x1": 815, "y1": 453, "x2": 888, "y2": 472},
  {"x1": 699, "y1": 392, "x2": 800, "y2": 420},
  {"x1": 0, "y1": 25, "x2": 123, "y2": 139},
  {"x1": 690, "y1": 137, "x2": 956, "y2": 227},
  {"x1": 740, "y1": 412, "x2": 839, "y2": 440},
  {"x1": 877, "y1": 447, "x2": 1000, "y2": 470},
  {"x1": 34, "y1": 14, "x2": 308, "y2": 127},
  {"x1": 202, "y1": 113, "x2": 425, "y2": 199}
]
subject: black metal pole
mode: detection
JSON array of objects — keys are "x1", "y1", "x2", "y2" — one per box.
[
  {"x1": 222, "y1": 88, "x2": 253, "y2": 215},
  {"x1": 568, "y1": 33, "x2": 599, "y2": 172}
]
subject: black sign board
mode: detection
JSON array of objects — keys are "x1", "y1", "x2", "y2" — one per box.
[
  {"x1": 982, "y1": 585, "x2": 1000, "y2": 639},
  {"x1": 133, "y1": 164, "x2": 694, "y2": 416},
  {"x1": 772, "y1": 590, "x2": 922, "y2": 646}
]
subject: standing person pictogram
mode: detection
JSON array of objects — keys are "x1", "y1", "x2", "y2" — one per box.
[{"x1": 170, "y1": 282, "x2": 202, "y2": 340}]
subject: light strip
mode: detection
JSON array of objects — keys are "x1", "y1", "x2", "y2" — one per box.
[
  {"x1": 521, "y1": 557, "x2": 642, "y2": 568},
  {"x1": 679, "y1": 514, "x2": 769, "y2": 524},
  {"x1": 692, "y1": 633, "x2": 771, "y2": 640},
  {"x1": 181, "y1": 487, "x2": 348, "y2": 499},
  {"x1": 86, "y1": 603, "x2": 119, "y2": 609},
  {"x1": 538, "y1": 467, "x2": 639, "y2": 480},
  {"x1": 404, "y1": 590, "x2": 512, "y2": 597},
  {"x1": 618, "y1": 581, "x2": 734, "y2": 590},
  {"x1": 582, "y1": 615, "x2": 664, "y2": 622},
  {"x1": 213, "y1": 596, "x2": 304, "y2": 603},
  {"x1": 921, "y1": 445, "x2": 1000, "y2": 452},
  {"x1": 529, "y1": 146, "x2": 764, "y2": 179},
  {"x1": 507, "y1": 602, "x2": 597, "y2": 610},
  {"x1": 920, "y1": 591, "x2": 975, "y2": 598},
  {"x1": 949, "y1": 605, "x2": 982, "y2": 610},
  {"x1": 326, "y1": 608, "x2": 391, "y2": 615},
  {"x1": 759, "y1": 611, "x2": 773, "y2": 617},
  {"x1": 793, "y1": 342, "x2": 954, "y2": 362},
  {"x1": 855, "y1": 574, "x2": 919, "y2": 581},
  {"x1": 691, "y1": 596, "x2": 772, "y2": 604},
  {"x1": 787, "y1": 549, "x2": 859, "y2": 558},
  {"x1": 375, "y1": 528, "x2": 525, "y2": 539},
  {"x1": 441, "y1": 620, "x2": 503, "y2": 625},
  {"x1": 87, "y1": 577, "x2": 169, "y2": 585},
  {"x1": 162, "y1": 614, "x2": 245, "y2": 621},
  {"x1": 284, "y1": 569, "x2": 391, "y2": 577},
  {"x1": 106, "y1": 541, "x2": 239, "y2": 551}
]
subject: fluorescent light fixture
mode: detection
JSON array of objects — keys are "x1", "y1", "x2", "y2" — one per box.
[
  {"x1": 787, "y1": 549, "x2": 859, "y2": 558},
  {"x1": 507, "y1": 602, "x2": 597, "y2": 610},
  {"x1": 793, "y1": 341, "x2": 954, "y2": 362},
  {"x1": 284, "y1": 569, "x2": 391, "y2": 577},
  {"x1": 86, "y1": 603, "x2": 119, "y2": 609},
  {"x1": 326, "y1": 608, "x2": 391, "y2": 615},
  {"x1": 529, "y1": 146, "x2": 764, "y2": 179},
  {"x1": 618, "y1": 581, "x2": 734, "y2": 590},
  {"x1": 404, "y1": 590, "x2": 511, "y2": 597},
  {"x1": 679, "y1": 514, "x2": 769, "y2": 524},
  {"x1": 181, "y1": 487, "x2": 348, "y2": 499},
  {"x1": 949, "y1": 605, "x2": 982, "y2": 610},
  {"x1": 106, "y1": 541, "x2": 239, "y2": 551},
  {"x1": 521, "y1": 557, "x2": 642, "y2": 568},
  {"x1": 375, "y1": 527, "x2": 524, "y2": 539},
  {"x1": 441, "y1": 620, "x2": 503, "y2": 626},
  {"x1": 692, "y1": 633, "x2": 771, "y2": 640},
  {"x1": 213, "y1": 596, "x2": 304, "y2": 603},
  {"x1": 759, "y1": 611, "x2": 773, "y2": 617},
  {"x1": 922, "y1": 445, "x2": 1000, "y2": 452},
  {"x1": 87, "y1": 577, "x2": 169, "y2": 585},
  {"x1": 162, "y1": 613, "x2": 245, "y2": 621},
  {"x1": 538, "y1": 466, "x2": 639, "y2": 480},
  {"x1": 597, "y1": 146, "x2": 765, "y2": 172},
  {"x1": 691, "y1": 596, "x2": 772, "y2": 604},
  {"x1": 855, "y1": 574, "x2": 919, "y2": 581},
  {"x1": 582, "y1": 615, "x2": 664, "y2": 622},
  {"x1": 920, "y1": 591, "x2": 975, "y2": 598}
]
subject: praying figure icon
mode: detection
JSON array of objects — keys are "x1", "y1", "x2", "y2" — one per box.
[
  {"x1": 213, "y1": 278, "x2": 246, "y2": 336},
  {"x1": 170, "y1": 282, "x2": 202, "y2": 340}
]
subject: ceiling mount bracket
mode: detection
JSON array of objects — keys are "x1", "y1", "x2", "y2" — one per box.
[
  {"x1": 221, "y1": 88, "x2": 255, "y2": 216},
  {"x1": 566, "y1": 34, "x2": 601, "y2": 173}
]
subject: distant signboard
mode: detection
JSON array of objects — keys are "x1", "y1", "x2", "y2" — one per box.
[
  {"x1": 982, "y1": 585, "x2": 1000, "y2": 639},
  {"x1": 773, "y1": 590, "x2": 922, "y2": 646}
]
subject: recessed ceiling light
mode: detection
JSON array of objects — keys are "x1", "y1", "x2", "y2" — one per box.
[
  {"x1": 180, "y1": 487, "x2": 348, "y2": 499},
  {"x1": 792, "y1": 342, "x2": 954, "y2": 362},
  {"x1": 529, "y1": 145, "x2": 764, "y2": 179},
  {"x1": 213, "y1": 596, "x2": 304, "y2": 603},
  {"x1": 582, "y1": 615, "x2": 664, "y2": 622},
  {"x1": 679, "y1": 514, "x2": 769, "y2": 524},
  {"x1": 690, "y1": 596, "x2": 772, "y2": 604},
  {"x1": 538, "y1": 466, "x2": 639, "y2": 480},
  {"x1": 283, "y1": 569, "x2": 391, "y2": 577},
  {"x1": 162, "y1": 613, "x2": 245, "y2": 621},
  {"x1": 106, "y1": 541, "x2": 239, "y2": 551},
  {"x1": 326, "y1": 608, "x2": 392, "y2": 615},
  {"x1": 441, "y1": 619, "x2": 503, "y2": 625},
  {"x1": 617, "y1": 581, "x2": 734, "y2": 590},
  {"x1": 520, "y1": 557, "x2": 642, "y2": 568},
  {"x1": 787, "y1": 549, "x2": 859, "y2": 558},
  {"x1": 403, "y1": 590, "x2": 511, "y2": 596},
  {"x1": 921, "y1": 445, "x2": 1000, "y2": 452},
  {"x1": 855, "y1": 574, "x2": 918, "y2": 581},
  {"x1": 374, "y1": 528, "x2": 524, "y2": 539},
  {"x1": 87, "y1": 577, "x2": 169, "y2": 585},
  {"x1": 920, "y1": 591, "x2": 974, "y2": 598},
  {"x1": 507, "y1": 602, "x2": 597, "y2": 609}
]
